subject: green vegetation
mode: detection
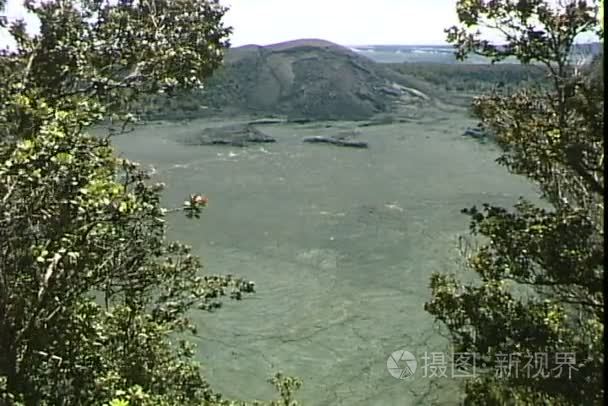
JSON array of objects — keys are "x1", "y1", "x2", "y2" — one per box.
[
  {"x1": 425, "y1": 0, "x2": 603, "y2": 404},
  {"x1": 387, "y1": 62, "x2": 552, "y2": 107},
  {"x1": 387, "y1": 62, "x2": 550, "y2": 93},
  {"x1": 0, "y1": 0, "x2": 604, "y2": 404},
  {"x1": 0, "y1": 1, "x2": 299, "y2": 405}
]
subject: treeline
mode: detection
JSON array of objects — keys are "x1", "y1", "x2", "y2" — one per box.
[
  {"x1": 387, "y1": 62, "x2": 550, "y2": 93},
  {"x1": 136, "y1": 92, "x2": 210, "y2": 121},
  {"x1": 135, "y1": 62, "x2": 260, "y2": 121}
]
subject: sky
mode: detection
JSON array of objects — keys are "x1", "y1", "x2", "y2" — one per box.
[
  {"x1": 220, "y1": 0, "x2": 461, "y2": 46},
  {"x1": 0, "y1": 0, "x2": 599, "y2": 48},
  {"x1": 0, "y1": 0, "x2": 463, "y2": 47}
]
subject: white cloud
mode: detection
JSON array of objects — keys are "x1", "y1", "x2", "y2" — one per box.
[
  {"x1": 1, "y1": 0, "x2": 598, "y2": 49},
  {"x1": 220, "y1": 0, "x2": 460, "y2": 46},
  {"x1": 0, "y1": 0, "x2": 479, "y2": 48}
]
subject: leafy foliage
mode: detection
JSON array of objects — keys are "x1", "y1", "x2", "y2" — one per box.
[
  {"x1": 426, "y1": 1, "x2": 603, "y2": 404},
  {"x1": 0, "y1": 1, "x2": 300, "y2": 405}
]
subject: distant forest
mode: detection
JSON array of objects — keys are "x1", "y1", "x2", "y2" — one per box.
[{"x1": 387, "y1": 62, "x2": 550, "y2": 93}]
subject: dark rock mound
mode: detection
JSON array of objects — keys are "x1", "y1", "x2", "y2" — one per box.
[
  {"x1": 247, "y1": 118, "x2": 286, "y2": 125},
  {"x1": 302, "y1": 130, "x2": 368, "y2": 148},
  {"x1": 193, "y1": 39, "x2": 432, "y2": 121},
  {"x1": 462, "y1": 127, "x2": 485, "y2": 139},
  {"x1": 461, "y1": 125, "x2": 498, "y2": 143},
  {"x1": 289, "y1": 118, "x2": 314, "y2": 124},
  {"x1": 180, "y1": 124, "x2": 276, "y2": 147}
]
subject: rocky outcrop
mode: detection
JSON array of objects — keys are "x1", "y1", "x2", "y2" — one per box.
[
  {"x1": 180, "y1": 124, "x2": 276, "y2": 147},
  {"x1": 302, "y1": 130, "x2": 369, "y2": 148},
  {"x1": 462, "y1": 127, "x2": 485, "y2": 139}
]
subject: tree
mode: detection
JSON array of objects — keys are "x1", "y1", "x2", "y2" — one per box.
[
  {"x1": 0, "y1": 1, "x2": 299, "y2": 404},
  {"x1": 425, "y1": 0, "x2": 603, "y2": 404}
]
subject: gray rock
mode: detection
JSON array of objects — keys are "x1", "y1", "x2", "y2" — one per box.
[
  {"x1": 462, "y1": 127, "x2": 485, "y2": 139},
  {"x1": 303, "y1": 132, "x2": 369, "y2": 148},
  {"x1": 181, "y1": 124, "x2": 276, "y2": 147},
  {"x1": 247, "y1": 118, "x2": 286, "y2": 125}
]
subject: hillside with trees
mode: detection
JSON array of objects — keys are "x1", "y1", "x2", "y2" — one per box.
[
  {"x1": 0, "y1": 0, "x2": 604, "y2": 405},
  {"x1": 387, "y1": 62, "x2": 550, "y2": 105},
  {"x1": 0, "y1": 0, "x2": 299, "y2": 404}
]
